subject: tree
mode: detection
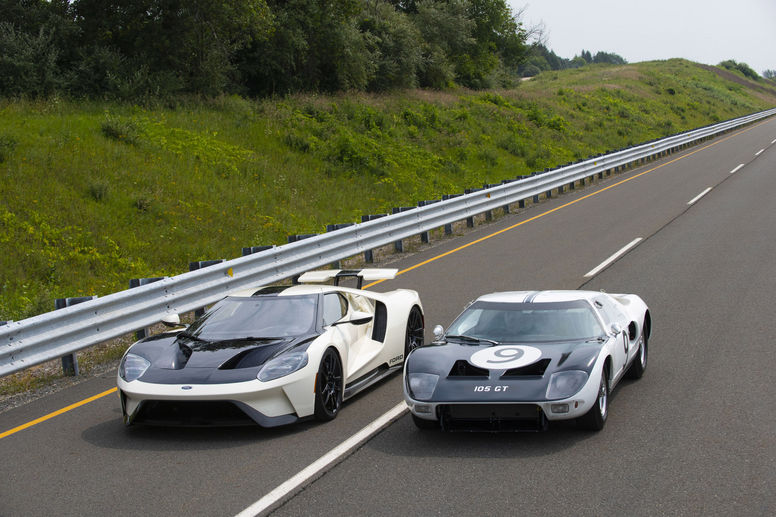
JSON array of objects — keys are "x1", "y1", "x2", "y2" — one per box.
[
  {"x1": 360, "y1": 2, "x2": 423, "y2": 91},
  {"x1": 71, "y1": 0, "x2": 273, "y2": 95},
  {"x1": 763, "y1": 69, "x2": 775, "y2": 80}
]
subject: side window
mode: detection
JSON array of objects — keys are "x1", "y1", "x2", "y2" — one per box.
[{"x1": 323, "y1": 293, "x2": 348, "y2": 326}]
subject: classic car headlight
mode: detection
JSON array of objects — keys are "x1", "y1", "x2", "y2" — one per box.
[
  {"x1": 258, "y1": 351, "x2": 308, "y2": 382},
  {"x1": 546, "y1": 370, "x2": 589, "y2": 400},
  {"x1": 119, "y1": 353, "x2": 151, "y2": 382},
  {"x1": 407, "y1": 373, "x2": 439, "y2": 401}
]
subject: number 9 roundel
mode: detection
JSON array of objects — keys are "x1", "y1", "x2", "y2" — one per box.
[{"x1": 468, "y1": 345, "x2": 542, "y2": 370}]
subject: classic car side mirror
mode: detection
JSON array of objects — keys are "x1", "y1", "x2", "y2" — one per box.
[
  {"x1": 433, "y1": 325, "x2": 445, "y2": 340},
  {"x1": 161, "y1": 314, "x2": 183, "y2": 328}
]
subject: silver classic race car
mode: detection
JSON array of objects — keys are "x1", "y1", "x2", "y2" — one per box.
[
  {"x1": 118, "y1": 269, "x2": 424, "y2": 427},
  {"x1": 404, "y1": 290, "x2": 650, "y2": 431}
]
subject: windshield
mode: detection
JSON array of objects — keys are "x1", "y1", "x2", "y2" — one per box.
[
  {"x1": 446, "y1": 301, "x2": 604, "y2": 343},
  {"x1": 184, "y1": 295, "x2": 317, "y2": 340}
]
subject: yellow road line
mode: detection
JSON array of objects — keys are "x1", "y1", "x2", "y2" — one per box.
[
  {"x1": 1, "y1": 116, "x2": 771, "y2": 441},
  {"x1": 0, "y1": 387, "x2": 117, "y2": 440}
]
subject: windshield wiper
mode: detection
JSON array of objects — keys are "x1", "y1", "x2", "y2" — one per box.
[
  {"x1": 445, "y1": 334, "x2": 500, "y2": 346},
  {"x1": 585, "y1": 336, "x2": 606, "y2": 343}
]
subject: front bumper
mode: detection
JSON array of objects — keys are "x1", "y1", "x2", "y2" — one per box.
[
  {"x1": 117, "y1": 369, "x2": 316, "y2": 427},
  {"x1": 404, "y1": 372, "x2": 601, "y2": 430}
]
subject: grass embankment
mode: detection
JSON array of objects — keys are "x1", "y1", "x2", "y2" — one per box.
[{"x1": 1, "y1": 58, "x2": 776, "y2": 325}]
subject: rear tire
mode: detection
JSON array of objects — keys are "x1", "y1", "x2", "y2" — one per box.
[
  {"x1": 411, "y1": 413, "x2": 438, "y2": 430},
  {"x1": 626, "y1": 323, "x2": 648, "y2": 379},
  {"x1": 578, "y1": 368, "x2": 608, "y2": 431},
  {"x1": 314, "y1": 348, "x2": 343, "y2": 421},
  {"x1": 404, "y1": 306, "x2": 424, "y2": 362}
]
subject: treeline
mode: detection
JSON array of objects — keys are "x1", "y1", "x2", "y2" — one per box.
[
  {"x1": 518, "y1": 43, "x2": 626, "y2": 77},
  {"x1": 0, "y1": 0, "x2": 531, "y2": 99}
]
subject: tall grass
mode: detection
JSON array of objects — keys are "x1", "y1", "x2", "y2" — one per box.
[{"x1": 1, "y1": 60, "x2": 775, "y2": 320}]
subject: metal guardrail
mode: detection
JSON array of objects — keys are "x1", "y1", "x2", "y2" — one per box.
[{"x1": 2, "y1": 108, "x2": 775, "y2": 377}]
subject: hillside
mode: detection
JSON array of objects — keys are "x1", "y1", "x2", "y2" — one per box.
[{"x1": 1, "y1": 59, "x2": 776, "y2": 321}]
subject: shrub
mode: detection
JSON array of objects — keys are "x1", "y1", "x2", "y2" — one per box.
[
  {"x1": 101, "y1": 114, "x2": 142, "y2": 145},
  {"x1": 0, "y1": 134, "x2": 17, "y2": 163}
]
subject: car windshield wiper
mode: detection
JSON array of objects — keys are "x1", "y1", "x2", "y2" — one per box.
[{"x1": 445, "y1": 334, "x2": 500, "y2": 346}]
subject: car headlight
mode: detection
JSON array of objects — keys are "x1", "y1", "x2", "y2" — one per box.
[
  {"x1": 258, "y1": 351, "x2": 308, "y2": 382},
  {"x1": 407, "y1": 373, "x2": 439, "y2": 401},
  {"x1": 546, "y1": 370, "x2": 589, "y2": 400},
  {"x1": 119, "y1": 353, "x2": 151, "y2": 382}
]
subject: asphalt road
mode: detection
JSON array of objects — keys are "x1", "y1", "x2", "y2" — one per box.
[{"x1": 1, "y1": 118, "x2": 775, "y2": 517}]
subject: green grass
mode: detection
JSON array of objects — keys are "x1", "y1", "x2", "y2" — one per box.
[{"x1": 1, "y1": 59, "x2": 775, "y2": 321}]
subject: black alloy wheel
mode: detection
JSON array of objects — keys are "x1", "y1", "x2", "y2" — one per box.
[
  {"x1": 404, "y1": 306, "x2": 425, "y2": 361},
  {"x1": 314, "y1": 348, "x2": 343, "y2": 421}
]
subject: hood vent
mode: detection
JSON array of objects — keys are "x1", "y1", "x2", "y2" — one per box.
[
  {"x1": 501, "y1": 358, "x2": 551, "y2": 377},
  {"x1": 448, "y1": 360, "x2": 489, "y2": 378}
]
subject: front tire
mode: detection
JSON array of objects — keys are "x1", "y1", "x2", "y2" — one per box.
[
  {"x1": 404, "y1": 306, "x2": 424, "y2": 361},
  {"x1": 314, "y1": 348, "x2": 343, "y2": 421},
  {"x1": 578, "y1": 368, "x2": 608, "y2": 431}
]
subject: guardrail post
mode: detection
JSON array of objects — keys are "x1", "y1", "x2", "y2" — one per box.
[
  {"x1": 464, "y1": 188, "x2": 482, "y2": 226},
  {"x1": 326, "y1": 224, "x2": 355, "y2": 267},
  {"x1": 392, "y1": 207, "x2": 414, "y2": 251},
  {"x1": 242, "y1": 245, "x2": 272, "y2": 256},
  {"x1": 441, "y1": 195, "x2": 461, "y2": 234},
  {"x1": 417, "y1": 201, "x2": 440, "y2": 242},
  {"x1": 54, "y1": 296, "x2": 97, "y2": 375},
  {"x1": 189, "y1": 260, "x2": 226, "y2": 317},
  {"x1": 129, "y1": 277, "x2": 166, "y2": 339},
  {"x1": 361, "y1": 214, "x2": 387, "y2": 262}
]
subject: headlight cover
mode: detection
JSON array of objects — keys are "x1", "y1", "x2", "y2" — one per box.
[
  {"x1": 258, "y1": 351, "x2": 308, "y2": 382},
  {"x1": 119, "y1": 353, "x2": 151, "y2": 382},
  {"x1": 407, "y1": 373, "x2": 439, "y2": 401},
  {"x1": 546, "y1": 370, "x2": 589, "y2": 400}
]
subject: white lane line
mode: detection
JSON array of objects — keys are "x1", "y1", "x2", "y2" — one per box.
[
  {"x1": 235, "y1": 402, "x2": 408, "y2": 517},
  {"x1": 730, "y1": 164, "x2": 744, "y2": 174},
  {"x1": 772, "y1": 139, "x2": 776, "y2": 144},
  {"x1": 755, "y1": 149, "x2": 764, "y2": 156},
  {"x1": 584, "y1": 238, "x2": 643, "y2": 278},
  {"x1": 687, "y1": 187, "x2": 712, "y2": 206}
]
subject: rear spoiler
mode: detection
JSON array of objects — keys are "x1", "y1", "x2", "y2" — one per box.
[{"x1": 297, "y1": 269, "x2": 398, "y2": 289}]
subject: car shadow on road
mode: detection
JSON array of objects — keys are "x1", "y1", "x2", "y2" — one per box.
[
  {"x1": 368, "y1": 388, "x2": 630, "y2": 459},
  {"x1": 80, "y1": 410, "x2": 321, "y2": 452}
]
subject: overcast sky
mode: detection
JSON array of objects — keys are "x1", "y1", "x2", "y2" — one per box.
[{"x1": 512, "y1": 1, "x2": 776, "y2": 74}]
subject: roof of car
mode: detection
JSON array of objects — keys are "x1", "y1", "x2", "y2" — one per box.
[{"x1": 476, "y1": 290, "x2": 601, "y2": 304}]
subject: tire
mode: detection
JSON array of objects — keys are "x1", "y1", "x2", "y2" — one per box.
[
  {"x1": 577, "y1": 368, "x2": 608, "y2": 431},
  {"x1": 411, "y1": 413, "x2": 438, "y2": 430},
  {"x1": 314, "y1": 348, "x2": 343, "y2": 421},
  {"x1": 626, "y1": 324, "x2": 648, "y2": 379},
  {"x1": 404, "y1": 306, "x2": 424, "y2": 361}
]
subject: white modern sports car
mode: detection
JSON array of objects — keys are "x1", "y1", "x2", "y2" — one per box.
[
  {"x1": 404, "y1": 290, "x2": 650, "y2": 431},
  {"x1": 118, "y1": 269, "x2": 424, "y2": 427}
]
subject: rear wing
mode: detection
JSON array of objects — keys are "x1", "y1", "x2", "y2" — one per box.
[{"x1": 297, "y1": 269, "x2": 398, "y2": 289}]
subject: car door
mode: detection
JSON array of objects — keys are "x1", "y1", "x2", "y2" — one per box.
[
  {"x1": 341, "y1": 293, "x2": 383, "y2": 378},
  {"x1": 593, "y1": 295, "x2": 629, "y2": 381}
]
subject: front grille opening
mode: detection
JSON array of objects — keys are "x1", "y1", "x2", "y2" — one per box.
[
  {"x1": 448, "y1": 360, "x2": 489, "y2": 378},
  {"x1": 440, "y1": 404, "x2": 547, "y2": 432},
  {"x1": 501, "y1": 358, "x2": 551, "y2": 377},
  {"x1": 133, "y1": 400, "x2": 257, "y2": 426}
]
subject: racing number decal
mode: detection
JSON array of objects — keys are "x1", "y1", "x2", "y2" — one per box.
[{"x1": 469, "y1": 345, "x2": 542, "y2": 370}]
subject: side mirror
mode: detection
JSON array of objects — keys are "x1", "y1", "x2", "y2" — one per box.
[
  {"x1": 610, "y1": 323, "x2": 623, "y2": 336},
  {"x1": 433, "y1": 325, "x2": 445, "y2": 340},
  {"x1": 161, "y1": 314, "x2": 182, "y2": 328}
]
